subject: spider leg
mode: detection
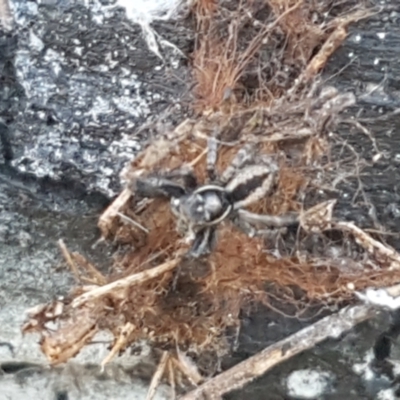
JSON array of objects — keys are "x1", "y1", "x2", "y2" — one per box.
[
  {"x1": 233, "y1": 210, "x2": 298, "y2": 257},
  {"x1": 166, "y1": 165, "x2": 198, "y2": 191},
  {"x1": 232, "y1": 213, "x2": 288, "y2": 255},
  {"x1": 206, "y1": 136, "x2": 219, "y2": 182},
  {"x1": 187, "y1": 227, "x2": 216, "y2": 258},
  {"x1": 220, "y1": 143, "x2": 255, "y2": 184},
  {"x1": 134, "y1": 166, "x2": 198, "y2": 199},
  {"x1": 135, "y1": 176, "x2": 187, "y2": 199},
  {"x1": 237, "y1": 209, "x2": 299, "y2": 227}
]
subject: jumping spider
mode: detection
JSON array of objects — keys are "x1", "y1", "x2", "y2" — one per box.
[{"x1": 130, "y1": 139, "x2": 299, "y2": 258}]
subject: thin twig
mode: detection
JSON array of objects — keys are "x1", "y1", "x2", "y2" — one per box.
[
  {"x1": 117, "y1": 211, "x2": 149, "y2": 233},
  {"x1": 98, "y1": 188, "x2": 132, "y2": 237},
  {"x1": 72, "y1": 252, "x2": 107, "y2": 285},
  {"x1": 179, "y1": 304, "x2": 374, "y2": 400},
  {"x1": 146, "y1": 351, "x2": 170, "y2": 400},
  {"x1": 58, "y1": 239, "x2": 80, "y2": 282},
  {"x1": 71, "y1": 257, "x2": 182, "y2": 308},
  {"x1": 189, "y1": 148, "x2": 208, "y2": 167},
  {"x1": 168, "y1": 358, "x2": 177, "y2": 400},
  {"x1": 101, "y1": 322, "x2": 135, "y2": 369},
  {"x1": 174, "y1": 348, "x2": 204, "y2": 385},
  {"x1": 335, "y1": 221, "x2": 400, "y2": 270}
]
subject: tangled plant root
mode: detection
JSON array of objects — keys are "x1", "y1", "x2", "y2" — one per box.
[
  {"x1": 192, "y1": 0, "x2": 373, "y2": 112},
  {"x1": 22, "y1": 0, "x2": 390, "y2": 388}
]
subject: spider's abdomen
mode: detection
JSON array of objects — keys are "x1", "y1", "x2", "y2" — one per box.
[{"x1": 226, "y1": 165, "x2": 276, "y2": 208}]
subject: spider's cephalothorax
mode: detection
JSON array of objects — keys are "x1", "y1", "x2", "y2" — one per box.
[
  {"x1": 131, "y1": 140, "x2": 298, "y2": 258},
  {"x1": 171, "y1": 185, "x2": 232, "y2": 228}
]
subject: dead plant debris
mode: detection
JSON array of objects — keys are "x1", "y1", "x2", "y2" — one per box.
[{"x1": 22, "y1": 0, "x2": 393, "y2": 398}]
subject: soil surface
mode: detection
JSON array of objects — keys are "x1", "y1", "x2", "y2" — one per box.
[{"x1": 1, "y1": 0, "x2": 400, "y2": 399}]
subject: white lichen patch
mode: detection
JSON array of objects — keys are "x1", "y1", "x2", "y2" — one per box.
[
  {"x1": 10, "y1": 0, "x2": 185, "y2": 195},
  {"x1": 286, "y1": 369, "x2": 334, "y2": 399},
  {"x1": 356, "y1": 288, "x2": 400, "y2": 310},
  {"x1": 84, "y1": 0, "x2": 186, "y2": 60},
  {"x1": 116, "y1": 0, "x2": 185, "y2": 24},
  {"x1": 377, "y1": 388, "x2": 397, "y2": 400},
  {"x1": 352, "y1": 350, "x2": 379, "y2": 382},
  {"x1": 352, "y1": 349, "x2": 389, "y2": 388}
]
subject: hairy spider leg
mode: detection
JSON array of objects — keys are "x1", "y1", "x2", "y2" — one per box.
[
  {"x1": 135, "y1": 166, "x2": 198, "y2": 199},
  {"x1": 165, "y1": 166, "x2": 198, "y2": 191},
  {"x1": 206, "y1": 136, "x2": 219, "y2": 182},
  {"x1": 237, "y1": 209, "x2": 299, "y2": 228},
  {"x1": 219, "y1": 143, "x2": 256, "y2": 185},
  {"x1": 188, "y1": 226, "x2": 217, "y2": 258},
  {"x1": 231, "y1": 209, "x2": 299, "y2": 254},
  {"x1": 135, "y1": 176, "x2": 187, "y2": 199}
]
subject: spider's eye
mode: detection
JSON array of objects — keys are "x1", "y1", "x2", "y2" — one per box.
[{"x1": 170, "y1": 198, "x2": 181, "y2": 216}]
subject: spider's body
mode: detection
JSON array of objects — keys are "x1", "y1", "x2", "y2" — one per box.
[
  {"x1": 171, "y1": 185, "x2": 232, "y2": 229},
  {"x1": 131, "y1": 141, "x2": 298, "y2": 257}
]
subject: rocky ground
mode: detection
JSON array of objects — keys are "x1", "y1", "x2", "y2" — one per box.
[{"x1": 2, "y1": 0, "x2": 400, "y2": 399}]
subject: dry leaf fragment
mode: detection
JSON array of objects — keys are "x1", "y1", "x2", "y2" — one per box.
[
  {"x1": 40, "y1": 306, "x2": 99, "y2": 365},
  {"x1": 300, "y1": 199, "x2": 336, "y2": 233}
]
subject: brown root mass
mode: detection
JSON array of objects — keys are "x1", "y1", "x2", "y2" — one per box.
[
  {"x1": 192, "y1": 0, "x2": 373, "y2": 111},
  {"x1": 23, "y1": 0, "x2": 394, "y2": 384}
]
